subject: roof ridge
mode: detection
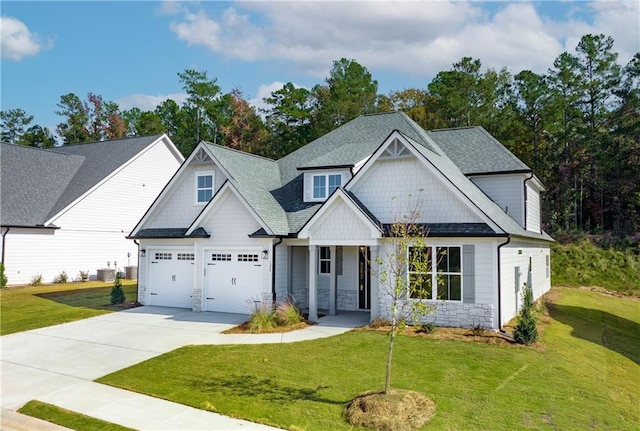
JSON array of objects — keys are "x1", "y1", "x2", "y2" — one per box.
[
  {"x1": 55, "y1": 134, "x2": 164, "y2": 148},
  {"x1": 204, "y1": 142, "x2": 277, "y2": 164},
  {"x1": 428, "y1": 126, "x2": 477, "y2": 132}
]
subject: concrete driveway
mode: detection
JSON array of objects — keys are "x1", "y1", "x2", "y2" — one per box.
[{"x1": 1, "y1": 306, "x2": 368, "y2": 430}]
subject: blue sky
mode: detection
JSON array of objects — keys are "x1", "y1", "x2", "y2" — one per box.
[{"x1": 2, "y1": 1, "x2": 639, "y2": 134}]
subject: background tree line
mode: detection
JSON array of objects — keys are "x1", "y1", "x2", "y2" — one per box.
[{"x1": 2, "y1": 34, "x2": 638, "y2": 233}]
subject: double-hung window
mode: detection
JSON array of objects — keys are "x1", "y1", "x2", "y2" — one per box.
[
  {"x1": 195, "y1": 172, "x2": 215, "y2": 204},
  {"x1": 408, "y1": 246, "x2": 462, "y2": 301},
  {"x1": 312, "y1": 174, "x2": 342, "y2": 200}
]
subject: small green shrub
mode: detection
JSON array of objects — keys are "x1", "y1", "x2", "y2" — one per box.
[
  {"x1": 110, "y1": 273, "x2": 126, "y2": 304},
  {"x1": 417, "y1": 322, "x2": 436, "y2": 334},
  {"x1": 53, "y1": 271, "x2": 68, "y2": 283},
  {"x1": 30, "y1": 273, "x2": 43, "y2": 286},
  {"x1": 514, "y1": 284, "x2": 538, "y2": 345},
  {"x1": 248, "y1": 305, "x2": 277, "y2": 333},
  {"x1": 276, "y1": 300, "x2": 303, "y2": 326},
  {"x1": 0, "y1": 263, "x2": 7, "y2": 288}
]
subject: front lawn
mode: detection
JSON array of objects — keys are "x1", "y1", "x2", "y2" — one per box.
[
  {"x1": 0, "y1": 280, "x2": 138, "y2": 335},
  {"x1": 99, "y1": 287, "x2": 640, "y2": 430},
  {"x1": 18, "y1": 401, "x2": 135, "y2": 431}
]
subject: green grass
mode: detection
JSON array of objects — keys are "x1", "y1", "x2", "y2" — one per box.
[
  {"x1": 99, "y1": 287, "x2": 640, "y2": 431},
  {"x1": 551, "y1": 239, "x2": 640, "y2": 295},
  {"x1": 0, "y1": 280, "x2": 138, "y2": 335},
  {"x1": 18, "y1": 400, "x2": 135, "y2": 431}
]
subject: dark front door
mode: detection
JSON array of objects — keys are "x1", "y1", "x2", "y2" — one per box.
[{"x1": 358, "y1": 246, "x2": 371, "y2": 310}]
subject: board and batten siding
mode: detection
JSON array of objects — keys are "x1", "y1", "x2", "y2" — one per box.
[
  {"x1": 336, "y1": 246, "x2": 359, "y2": 311},
  {"x1": 499, "y1": 240, "x2": 551, "y2": 326},
  {"x1": 350, "y1": 157, "x2": 481, "y2": 224},
  {"x1": 470, "y1": 174, "x2": 525, "y2": 227},
  {"x1": 146, "y1": 164, "x2": 227, "y2": 229},
  {"x1": 526, "y1": 183, "x2": 541, "y2": 233},
  {"x1": 289, "y1": 246, "x2": 309, "y2": 307},
  {"x1": 4, "y1": 141, "x2": 180, "y2": 285}
]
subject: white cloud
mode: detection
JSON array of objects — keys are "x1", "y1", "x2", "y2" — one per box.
[
  {"x1": 116, "y1": 93, "x2": 188, "y2": 111},
  {"x1": 1, "y1": 16, "x2": 51, "y2": 61},
  {"x1": 167, "y1": 1, "x2": 639, "y2": 81}
]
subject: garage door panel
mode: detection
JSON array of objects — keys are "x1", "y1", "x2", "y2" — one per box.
[
  {"x1": 148, "y1": 250, "x2": 194, "y2": 308},
  {"x1": 205, "y1": 251, "x2": 263, "y2": 313}
]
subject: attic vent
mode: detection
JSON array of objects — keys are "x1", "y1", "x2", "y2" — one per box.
[
  {"x1": 193, "y1": 148, "x2": 212, "y2": 163},
  {"x1": 380, "y1": 138, "x2": 411, "y2": 159}
]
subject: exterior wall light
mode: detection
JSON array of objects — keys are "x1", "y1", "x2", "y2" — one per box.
[{"x1": 261, "y1": 250, "x2": 269, "y2": 260}]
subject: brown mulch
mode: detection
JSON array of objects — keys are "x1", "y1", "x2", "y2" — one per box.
[
  {"x1": 345, "y1": 389, "x2": 436, "y2": 431},
  {"x1": 110, "y1": 301, "x2": 142, "y2": 309},
  {"x1": 222, "y1": 321, "x2": 311, "y2": 334},
  {"x1": 360, "y1": 324, "x2": 515, "y2": 346}
]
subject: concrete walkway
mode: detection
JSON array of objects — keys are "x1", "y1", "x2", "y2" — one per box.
[{"x1": 1, "y1": 307, "x2": 369, "y2": 430}]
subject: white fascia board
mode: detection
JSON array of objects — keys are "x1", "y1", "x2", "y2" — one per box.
[
  {"x1": 347, "y1": 130, "x2": 504, "y2": 234},
  {"x1": 47, "y1": 135, "x2": 182, "y2": 228},
  {"x1": 297, "y1": 188, "x2": 382, "y2": 239},
  {"x1": 130, "y1": 140, "x2": 209, "y2": 237},
  {"x1": 185, "y1": 181, "x2": 273, "y2": 236}
]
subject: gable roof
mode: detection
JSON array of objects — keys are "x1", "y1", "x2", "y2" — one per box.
[
  {"x1": 134, "y1": 112, "x2": 551, "y2": 242},
  {"x1": 427, "y1": 126, "x2": 530, "y2": 175},
  {"x1": 1, "y1": 134, "x2": 175, "y2": 228}
]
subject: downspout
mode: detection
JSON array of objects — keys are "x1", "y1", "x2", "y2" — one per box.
[
  {"x1": 497, "y1": 236, "x2": 511, "y2": 333},
  {"x1": 133, "y1": 239, "x2": 140, "y2": 301},
  {"x1": 523, "y1": 172, "x2": 535, "y2": 230},
  {"x1": 271, "y1": 237, "x2": 283, "y2": 305},
  {"x1": 1, "y1": 227, "x2": 9, "y2": 264}
]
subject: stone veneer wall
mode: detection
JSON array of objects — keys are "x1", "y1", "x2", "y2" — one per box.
[{"x1": 379, "y1": 295, "x2": 494, "y2": 329}]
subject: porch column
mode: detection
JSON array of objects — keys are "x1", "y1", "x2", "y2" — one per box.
[
  {"x1": 329, "y1": 245, "x2": 336, "y2": 315},
  {"x1": 308, "y1": 245, "x2": 318, "y2": 322},
  {"x1": 370, "y1": 245, "x2": 380, "y2": 321}
]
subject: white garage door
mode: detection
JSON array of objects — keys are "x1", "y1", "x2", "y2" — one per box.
[
  {"x1": 205, "y1": 250, "x2": 264, "y2": 313},
  {"x1": 148, "y1": 250, "x2": 194, "y2": 308}
]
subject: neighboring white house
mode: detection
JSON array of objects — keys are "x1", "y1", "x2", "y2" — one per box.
[
  {"x1": 129, "y1": 112, "x2": 553, "y2": 329},
  {"x1": 1, "y1": 134, "x2": 184, "y2": 285}
]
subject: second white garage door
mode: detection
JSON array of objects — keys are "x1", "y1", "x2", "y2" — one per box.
[
  {"x1": 204, "y1": 250, "x2": 264, "y2": 313},
  {"x1": 147, "y1": 250, "x2": 194, "y2": 308}
]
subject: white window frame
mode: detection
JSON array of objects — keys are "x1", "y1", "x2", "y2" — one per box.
[
  {"x1": 195, "y1": 171, "x2": 215, "y2": 204},
  {"x1": 407, "y1": 245, "x2": 463, "y2": 302},
  {"x1": 311, "y1": 173, "x2": 342, "y2": 201},
  {"x1": 318, "y1": 246, "x2": 331, "y2": 275}
]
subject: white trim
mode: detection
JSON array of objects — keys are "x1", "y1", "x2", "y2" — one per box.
[
  {"x1": 194, "y1": 170, "x2": 216, "y2": 205},
  {"x1": 185, "y1": 181, "x2": 273, "y2": 236},
  {"x1": 310, "y1": 172, "x2": 343, "y2": 202},
  {"x1": 48, "y1": 135, "x2": 183, "y2": 226},
  {"x1": 298, "y1": 188, "x2": 382, "y2": 240},
  {"x1": 407, "y1": 243, "x2": 464, "y2": 303},
  {"x1": 345, "y1": 131, "x2": 503, "y2": 233}
]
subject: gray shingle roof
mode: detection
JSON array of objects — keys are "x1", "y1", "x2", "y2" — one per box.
[
  {"x1": 132, "y1": 227, "x2": 210, "y2": 239},
  {"x1": 427, "y1": 127, "x2": 530, "y2": 175},
  {"x1": 152, "y1": 112, "x2": 550, "y2": 241},
  {"x1": 382, "y1": 223, "x2": 497, "y2": 237},
  {"x1": 1, "y1": 135, "x2": 164, "y2": 227}
]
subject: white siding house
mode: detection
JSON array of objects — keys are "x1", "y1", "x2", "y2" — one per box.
[
  {"x1": 1, "y1": 135, "x2": 183, "y2": 285},
  {"x1": 129, "y1": 113, "x2": 553, "y2": 329}
]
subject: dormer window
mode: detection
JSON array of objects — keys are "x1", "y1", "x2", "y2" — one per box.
[
  {"x1": 312, "y1": 173, "x2": 342, "y2": 200},
  {"x1": 195, "y1": 171, "x2": 215, "y2": 204}
]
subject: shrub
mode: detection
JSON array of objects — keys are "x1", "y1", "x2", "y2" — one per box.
[
  {"x1": 248, "y1": 304, "x2": 277, "y2": 333},
  {"x1": 0, "y1": 263, "x2": 7, "y2": 288},
  {"x1": 276, "y1": 300, "x2": 303, "y2": 326},
  {"x1": 417, "y1": 322, "x2": 436, "y2": 334},
  {"x1": 370, "y1": 317, "x2": 391, "y2": 328},
  {"x1": 30, "y1": 274, "x2": 43, "y2": 286},
  {"x1": 78, "y1": 270, "x2": 89, "y2": 282},
  {"x1": 53, "y1": 271, "x2": 68, "y2": 283},
  {"x1": 110, "y1": 273, "x2": 126, "y2": 304},
  {"x1": 513, "y1": 284, "x2": 538, "y2": 345},
  {"x1": 468, "y1": 324, "x2": 486, "y2": 336}
]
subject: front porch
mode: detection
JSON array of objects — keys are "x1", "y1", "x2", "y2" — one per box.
[{"x1": 287, "y1": 245, "x2": 379, "y2": 322}]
